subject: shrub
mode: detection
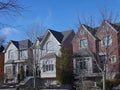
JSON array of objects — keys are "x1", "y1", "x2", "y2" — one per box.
[{"x1": 97, "y1": 79, "x2": 120, "y2": 90}]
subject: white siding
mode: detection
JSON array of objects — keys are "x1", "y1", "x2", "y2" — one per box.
[
  {"x1": 5, "y1": 43, "x2": 18, "y2": 63},
  {"x1": 40, "y1": 32, "x2": 61, "y2": 79},
  {"x1": 42, "y1": 33, "x2": 61, "y2": 56}
]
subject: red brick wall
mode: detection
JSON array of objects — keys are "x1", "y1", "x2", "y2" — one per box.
[
  {"x1": 72, "y1": 26, "x2": 96, "y2": 54},
  {"x1": 0, "y1": 53, "x2": 4, "y2": 81},
  {"x1": 97, "y1": 22, "x2": 119, "y2": 73}
]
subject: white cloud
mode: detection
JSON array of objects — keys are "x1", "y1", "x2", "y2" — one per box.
[{"x1": 0, "y1": 27, "x2": 18, "y2": 36}]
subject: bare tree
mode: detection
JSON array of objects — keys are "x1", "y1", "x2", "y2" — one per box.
[
  {"x1": 25, "y1": 22, "x2": 46, "y2": 88},
  {"x1": 26, "y1": 22, "x2": 46, "y2": 42},
  {"x1": 75, "y1": 7, "x2": 120, "y2": 29},
  {"x1": 0, "y1": 0, "x2": 25, "y2": 45},
  {"x1": 99, "y1": 7, "x2": 120, "y2": 24},
  {"x1": 0, "y1": 0, "x2": 24, "y2": 24}
]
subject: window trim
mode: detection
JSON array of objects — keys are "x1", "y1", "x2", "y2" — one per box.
[
  {"x1": 101, "y1": 35, "x2": 112, "y2": 46},
  {"x1": 76, "y1": 57, "x2": 90, "y2": 72},
  {"x1": 80, "y1": 38, "x2": 88, "y2": 48},
  {"x1": 8, "y1": 50, "x2": 14, "y2": 60},
  {"x1": 20, "y1": 50, "x2": 28, "y2": 59},
  {"x1": 46, "y1": 41, "x2": 55, "y2": 53},
  {"x1": 6, "y1": 66, "x2": 12, "y2": 74},
  {"x1": 42, "y1": 60, "x2": 54, "y2": 72},
  {"x1": 111, "y1": 55, "x2": 116, "y2": 64}
]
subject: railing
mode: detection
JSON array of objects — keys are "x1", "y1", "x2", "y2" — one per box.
[{"x1": 19, "y1": 76, "x2": 33, "y2": 85}]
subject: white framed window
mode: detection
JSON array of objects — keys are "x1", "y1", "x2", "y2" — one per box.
[
  {"x1": 6, "y1": 66, "x2": 12, "y2": 74},
  {"x1": 111, "y1": 55, "x2": 116, "y2": 64},
  {"x1": 80, "y1": 39, "x2": 88, "y2": 48},
  {"x1": 42, "y1": 60, "x2": 54, "y2": 72},
  {"x1": 8, "y1": 50, "x2": 14, "y2": 60},
  {"x1": 76, "y1": 57, "x2": 89, "y2": 72},
  {"x1": 102, "y1": 35, "x2": 112, "y2": 46},
  {"x1": 20, "y1": 50, "x2": 27, "y2": 59}
]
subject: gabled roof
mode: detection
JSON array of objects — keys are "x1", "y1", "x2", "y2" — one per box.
[
  {"x1": 4, "y1": 39, "x2": 32, "y2": 52},
  {"x1": 94, "y1": 20, "x2": 120, "y2": 36},
  {"x1": 61, "y1": 30, "x2": 74, "y2": 43},
  {"x1": 98, "y1": 20, "x2": 120, "y2": 33},
  {"x1": 11, "y1": 39, "x2": 32, "y2": 50},
  {"x1": 49, "y1": 30, "x2": 63, "y2": 43},
  {"x1": 83, "y1": 24, "x2": 97, "y2": 37},
  {"x1": 37, "y1": 36, "x2": 44, "y2": 41},
  {"x1": 18, "y1": 39, "x2": 32, "y2": 50},
  {"x1": 32, "y1": 36, "x2": 44, "y2": 48},
  {"x1": 109, "y1": 22, "x2": 120, "y2": 32},
  {"x1": 11, "y1": 40, "x2": 19, "y2": 48},
  {"x1": 49, "y1": 29, "x2": 74, "y2": 43}
]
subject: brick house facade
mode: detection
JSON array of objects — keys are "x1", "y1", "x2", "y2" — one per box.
[
  {"x1": 96, "y1": 21, "x2": 120, "y2": 79},
  {"x1": 72, "y1": 24, "x2": 101, "y2": 88},
  {"x1": 72, "y1": 20, "x2": 120, "y2": 88}
]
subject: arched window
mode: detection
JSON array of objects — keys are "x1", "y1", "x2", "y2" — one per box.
[{"x1": 46, "y1": 41, "x2": 54, "y2": 53}]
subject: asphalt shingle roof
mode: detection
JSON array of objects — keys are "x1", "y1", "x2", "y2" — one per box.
[
  {"x1": 49, "y1": 30, "x2": 63, "y2": 43},
  {"x1": 49, "y1": 29, "x2": 74, "y2": 43},
  {"x1": 11, "y1": 39, "x2": 32, "y2": 50},
  {"x1": 83, "y1": 24, "x2": 97, "y2": 37},
  {"x1": 109, "y1": 22, "x2": 120, "y2": 32},
  {"x1": 0, "y1": 45, "x2": 4, "y2": 52},
  {"x1": 40, "y1": 53, "x2": 56, "y2": 59}
]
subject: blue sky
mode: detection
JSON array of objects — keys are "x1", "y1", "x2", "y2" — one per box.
[{"x1": 0, "y1": 0, "x2": 120, "y2": 42}]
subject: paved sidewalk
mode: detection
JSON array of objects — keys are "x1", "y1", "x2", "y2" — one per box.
[{"x1": 0, "y1": 88, "x2": 16, "y2": 90}]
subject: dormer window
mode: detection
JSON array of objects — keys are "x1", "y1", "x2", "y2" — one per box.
[{"x1": 104, "y1": 26, "x2": 109, "y2": 32}]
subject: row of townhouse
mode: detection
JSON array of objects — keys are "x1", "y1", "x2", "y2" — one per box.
[
  {"x1": 3, "y1": 29, "x2": 75, "y2": 86},
  {"x1": 1, "y1": 20, "x2": 120, "y2": 87},
  {"x1": 73, "y1": 20, "x2": 120, "y2": 87}
]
